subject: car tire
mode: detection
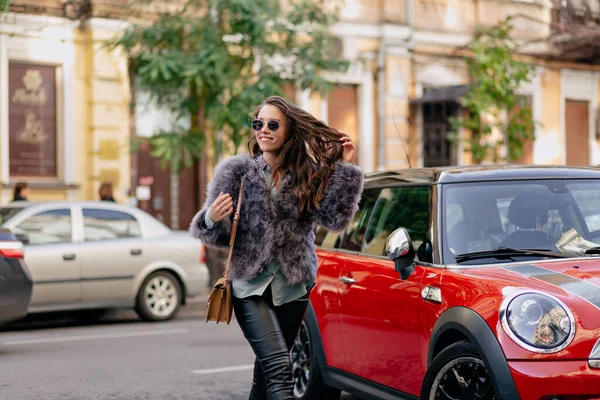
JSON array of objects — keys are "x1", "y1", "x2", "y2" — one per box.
[
  {"x1": 291, "y1": 319, "x2": 341, "y2": 400},
  {"x1": 420, "y1": 341, "x2": 497, "y2": 400},
  {"x1": 135, "y1": 270, "x2": 182, "y2": 322}
]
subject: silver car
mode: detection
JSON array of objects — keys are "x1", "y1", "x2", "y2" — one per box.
[{"x1": 0, "y1": 201, "x2": 207, "y2": 321}]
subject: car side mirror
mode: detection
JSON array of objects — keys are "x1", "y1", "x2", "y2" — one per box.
[
  {"x1": 14, "y1": 233, "x2": 30, "y2": 245},
  {"x1": 386, "y1": 228, "x2": 415, "y2": 280}
]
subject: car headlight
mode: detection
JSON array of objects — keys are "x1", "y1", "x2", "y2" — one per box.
[{"x1": 500, "y1": 290, "x2": 576, "y2": 353}]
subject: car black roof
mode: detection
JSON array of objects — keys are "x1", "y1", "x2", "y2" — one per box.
[{"x1": 363, "y1": 165, "x2": 600, "y2": 186}]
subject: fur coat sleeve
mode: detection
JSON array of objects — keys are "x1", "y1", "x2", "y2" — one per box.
[
  {"x1": 188, "y1": 155, "x2": 247, "y2": 248},
  {"x1": 314, "y1": 161, "x2": 364, "y2": 232}
]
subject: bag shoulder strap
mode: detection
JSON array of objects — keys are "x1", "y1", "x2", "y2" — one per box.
[{"x1": 223, "y1": 176, "x2": 245, "y2": 280}]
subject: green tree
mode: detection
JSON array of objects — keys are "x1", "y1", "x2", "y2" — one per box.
[
  {"x1": 108, "y1": 0, "x2": 348, "y2": 174},
  {"x1": 0, "y1": 0, "x2": 10, "y2": 14},
  {"x1": 450, "y1": 17, "x2": 536, "y2": 164}
]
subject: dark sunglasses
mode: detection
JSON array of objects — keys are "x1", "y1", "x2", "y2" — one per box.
[{"x1": 251, "y1": 119, "x2": 280, "y2": 132}]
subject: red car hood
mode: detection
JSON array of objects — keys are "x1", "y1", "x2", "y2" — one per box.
[
  {"x1": 452, "y1": 257, "x2": 600, "y2": 359},
  {"x1": 463, "y1": 257, "x2": 600, "y2": 304}
]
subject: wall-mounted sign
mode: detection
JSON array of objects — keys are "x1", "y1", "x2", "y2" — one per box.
[
  {"x1": 136, "y1": 185, "x2": 151, "y2": 201},
  {"x1": 139, "y1": 176, "x2": 154, "y2": 186},
  {"x1": 8, "y1": 63, "x2": 58, "y2": 177}
]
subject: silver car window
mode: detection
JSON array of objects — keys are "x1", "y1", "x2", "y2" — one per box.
[
  {"x1": 82, "y1": 208, "x2": 141, "y2": 241},
  {"x1": 0, "y1": 207, "x2": 25, "y2": 224},
  {"x1": 12, "y1": 209, "x2": 72, "y2": 245}
]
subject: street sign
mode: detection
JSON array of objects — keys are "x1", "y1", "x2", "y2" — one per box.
[
  {"x1": 136, "y1": 185, "x2": 151, "y2": 201},
  {"x1": 139, "y1": 176, "x2": 154, "y2": 186}
]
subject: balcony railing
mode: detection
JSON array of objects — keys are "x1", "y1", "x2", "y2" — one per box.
[{"x1": 549, "y1": 0, "x2": 600, "y2": 62}]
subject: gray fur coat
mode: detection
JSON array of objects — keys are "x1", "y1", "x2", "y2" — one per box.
[{"x1": 189, "y1": 154, "x2": 364, "y2": 285}]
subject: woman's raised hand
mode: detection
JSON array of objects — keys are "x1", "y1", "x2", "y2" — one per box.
[
  {"x1": 340, "y1": 132, "x2": 357, "y2": 163},
  {"x1": 208, "y1": 192, "x2": 233, "y2": 223}
]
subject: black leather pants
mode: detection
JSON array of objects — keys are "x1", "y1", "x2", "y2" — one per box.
[{"x1": 233, "y1": 287, "x2": 310, "y2": 400}]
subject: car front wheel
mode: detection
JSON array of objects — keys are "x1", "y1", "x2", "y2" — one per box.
[
  {"x1": 421, "y1": 341, "x2": 497, "y2": 400},
  {"x1": 291, "y1": 319, "x2": 341, "y2": 400},
  {"x1": 135, "y1": 271, "x2": 182, "y2": 321}
]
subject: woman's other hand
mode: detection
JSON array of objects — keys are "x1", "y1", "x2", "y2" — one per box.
[
  {"x1": 340, "y1": 132, "x2": 356, "y2": 163},
  {"x1": 208, "y1": 192, "x2": 233, "y2": 223}
]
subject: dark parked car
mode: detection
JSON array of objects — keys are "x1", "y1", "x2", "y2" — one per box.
[{"x1": 0, "y1": 228, "x2": 33, "y2": 324}]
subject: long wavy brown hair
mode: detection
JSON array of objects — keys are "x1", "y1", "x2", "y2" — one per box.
[{"x1": 248, "y1": 96, "x2": 345, "y2": 212}]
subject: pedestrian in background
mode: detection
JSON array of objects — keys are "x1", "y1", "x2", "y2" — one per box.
[
  {"x1": 190, "y1": 95, "x2": 363, "y2": 400},
  {"x1": 12, "y1": 182, "x2": 29, "y2": 202},
  {"x1": 127, "y1": 188, "x2": 139, "y2": 207},
  {"x1": 99, "y1": 182, "x2": 116, "y2": 202}
]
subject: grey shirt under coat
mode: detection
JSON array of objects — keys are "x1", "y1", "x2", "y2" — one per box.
[
  {"x1": 190, "y1": 153, "x2": 364, "y2": 288},
  {"x1": 204, "y1": 155, "x2": 313, "y2": 305}
]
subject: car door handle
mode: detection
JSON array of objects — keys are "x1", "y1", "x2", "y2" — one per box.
[
  {"x1": 339, "y1": 276, "x2": 355, "y2": 284},
  {"x1": 130, "y1": 249, "x2": 142, "y2": 256},
  {"x1": 63, "y1": 253, "x2": 76, "y2": 261}
]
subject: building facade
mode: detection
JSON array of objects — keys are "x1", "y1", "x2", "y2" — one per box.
[
  {"x1": 0, "y1": 5, "x2": 131, "y2": 205},
  {"x1": 303, "y1": 0, "x2": 600, "y2": 171},
  {"x1": 2, "y1": 0, "x2": 600, "y2": 226}
]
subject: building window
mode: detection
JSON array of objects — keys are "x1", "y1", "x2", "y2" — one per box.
[
  {"x1": 565, "y1": 99, "x2": 590, "y2": 166},
  {"x1": 8, "y1": 63, "x2": 59, "y2": 178},
  {"x1": 422, "y1": 101, "x2": 459, "y2": 167},
  {"x1": 327, "y1": 84, "x2": 359, "y2": 164}
]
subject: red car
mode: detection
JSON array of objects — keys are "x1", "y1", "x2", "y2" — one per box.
[{"x1": 290, "y1": 166, "x2": 600, "y2": 400}]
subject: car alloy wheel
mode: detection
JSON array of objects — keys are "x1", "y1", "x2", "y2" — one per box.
[
  {"x1": 136, "y1": 271, "x2": 182, "y2": 321},
  {"x1": 291, "y1": 321, "x2": 311, "y2": 398},
  {"x1": 429, "y1": 356, "x2": 495, "y2": 400},
  {"x1": 144, "y1": 275, "x2": 178, "y2": 318}
]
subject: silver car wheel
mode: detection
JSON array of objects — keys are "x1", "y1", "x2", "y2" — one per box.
[{"x1": 144, "y1": 275, "x2": 178, "y2": 318}]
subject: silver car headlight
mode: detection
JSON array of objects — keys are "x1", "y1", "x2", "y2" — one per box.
[{"x1": 499, "y1": 290, "x2": 576, "y2": 353}]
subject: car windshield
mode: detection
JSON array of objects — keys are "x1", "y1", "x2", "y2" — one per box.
[
  {"x1": 442, "y1": 179, "x2": 600, "y2": 265},
  {"x1": 0, "y1": 207, "x2": 24, "y2": 225}
]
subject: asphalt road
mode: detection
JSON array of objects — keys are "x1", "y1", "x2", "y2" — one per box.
[{"x1": 0, "y1": 303, "x2": 359, "y2": 400}]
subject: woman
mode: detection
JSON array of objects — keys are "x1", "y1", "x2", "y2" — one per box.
[
  {"x1": 99, "y1": 182, "x2": 116, "y2": 202},
  {"x1": 13, "y1": 182, "x2": 29, "y2": 202},
  {"x1": 190, "y1": 96, "x2": 363, "y2": 400}
]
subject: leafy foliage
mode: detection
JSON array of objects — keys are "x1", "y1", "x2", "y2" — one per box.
[
  {"x1": 450, "y1": 17, "x2": 536, "y2": 164},
  {"x1": 108, "y1": 0, "x2": 348, "y2": 171},
  {"x1": 0, "y1": 0, "x2": 9, "y2": 14}
]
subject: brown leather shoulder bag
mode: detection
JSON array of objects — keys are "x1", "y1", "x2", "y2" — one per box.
[{"x1": 206, "y1": 176, "x2": 245, "y2": 324}]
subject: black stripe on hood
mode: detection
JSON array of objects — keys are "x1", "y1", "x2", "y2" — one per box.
[{"x1": 503, "y1": 264, "x2": 600, "y2": 309}]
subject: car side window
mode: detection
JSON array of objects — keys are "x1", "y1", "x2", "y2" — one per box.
[
  {"x1": 82, "y1": 209, "x2": 141, "y2": 241},
  {"x1": 338, "y1": 189, "x2": 381, "y2": 252},
  {"x1": 0, "y1": 207, "x2": 25, "y2": 224},
  {"x1": 362, "y1": 186, "x2": 431, "y2": 258},
  {"x1": 13, "y1": 209, "x2": 72, "y2": 245}
]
